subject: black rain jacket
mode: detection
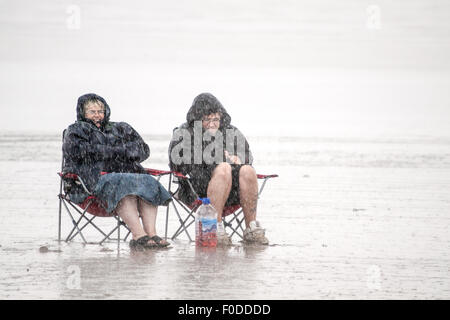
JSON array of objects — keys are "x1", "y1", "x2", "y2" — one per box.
[
  {"x1": 62, "y1": 93, "x2": 149, "y2": 200},
  {"x1": 168, "y1": 93, "x2": 253, "y2": 201}
]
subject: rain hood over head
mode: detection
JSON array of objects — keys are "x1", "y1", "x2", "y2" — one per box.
[
  {"x1": 186, "y1": 93, "x2": 231, "y2": 129},
  {"x1": 76, "y1": 93, "x2": 111, "y2": 129}
]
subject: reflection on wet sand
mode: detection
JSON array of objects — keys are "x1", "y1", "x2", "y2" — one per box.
[{"x1": 1, "y1": 134, "x2": 450, "y2": 299}]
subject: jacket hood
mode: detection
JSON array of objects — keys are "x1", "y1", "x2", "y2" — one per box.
[
  {"x1": 76, "y1": 93, "x2": 111, "y2": 128},
  {"x1": 186, "y1": 93, "x2": 231, "y2": 128}
]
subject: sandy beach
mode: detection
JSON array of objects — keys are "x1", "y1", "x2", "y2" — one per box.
[
  {"x1": 1, "y1": 0, "x2": 450, "y2": 300},
  {"x1": 0, "y1": 133, "x2": 449, "y2": 299}
]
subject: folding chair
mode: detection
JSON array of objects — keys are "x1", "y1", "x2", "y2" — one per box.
[
  {"x1": 57, "y1": 131, "x2": 173, "y2": 246},
  {"x1": 165, "y1": 171, "x2": 278, "y2": 242},
  {"x1": 58, "y1": 172, "x2": 128, "y2": 245},
  {"x1": 58, "y1": 169, "x2": 173, "y2": 246}
]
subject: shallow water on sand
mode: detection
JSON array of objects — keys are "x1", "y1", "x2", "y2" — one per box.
[{"x1": 0, "y1": 133, "x2": 449, "y2": 299}]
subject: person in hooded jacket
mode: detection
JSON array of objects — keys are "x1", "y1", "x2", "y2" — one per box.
[
  {"x1": 63, "y1": 93, "x2": 171, "y2": 249},
  {"x1": 168, "y1": 93, "x2": 268, "y2": 245}
]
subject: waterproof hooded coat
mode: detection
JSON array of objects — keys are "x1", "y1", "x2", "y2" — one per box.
[
  {"x1": 168, "y1": 93, "x2": 253, "y2": 204},
  {"x1": 62, "y1": 93, "x2": 149, "y2": 202}
]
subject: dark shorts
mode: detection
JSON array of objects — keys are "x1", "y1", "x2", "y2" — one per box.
[{"x1": 179, "y1": 164, "x2": 247, "y2": 207}]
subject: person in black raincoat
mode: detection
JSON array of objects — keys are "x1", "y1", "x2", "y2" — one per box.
[
  {"x1": 63, "y1": 93, "x2": 171, "y2": 249},
  {"x1": 168, "y1": 93, "x2": 268, "y2": 245}
]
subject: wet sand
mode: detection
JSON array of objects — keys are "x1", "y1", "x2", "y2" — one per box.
[{"x1": 0, "y1": 134, "x2": 449, "y2": 299}]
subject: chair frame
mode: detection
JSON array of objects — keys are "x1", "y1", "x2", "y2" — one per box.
[
  {"x1": 58, "y1": 165, "x2": 133, "y2": 246},
  {"x1": 58, "y1": 169, "x2": 173, "y2": 246}
]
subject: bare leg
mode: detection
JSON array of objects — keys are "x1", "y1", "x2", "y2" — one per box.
[
  {"x1": 138, "y1": 198, "x2": 158, "y2": 236},
  {"x1": 207, "y1": 162, "x2": 232, "y2": 223},
  {"x1": 114, "y1": 195, "x2": 147, "y2": 240},
  {"x1": 239, "y1": 165, "x2": 258, "y2": 228},
  {"x1": 138, "y1": 198, "x2": 169, "y2": 245}
]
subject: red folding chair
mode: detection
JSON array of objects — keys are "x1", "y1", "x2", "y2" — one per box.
[
  {"x1": 58, "y1": 169, "x2": 173, "y2": 246},
  {"x1": 165, "y1": 170, "x2": 278, "y2": 242}
]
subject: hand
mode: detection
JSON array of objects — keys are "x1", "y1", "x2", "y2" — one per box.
[{"x1": 225, "y1": 151, "x2": 242, "y2": 165}]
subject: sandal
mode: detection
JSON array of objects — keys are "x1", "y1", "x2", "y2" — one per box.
[
  {"x1": 129, "y1": 235, "x2": 157, "y2": 250},
  {"x1": 150, "y1": 235, "x2": 170, "y2": 248}
]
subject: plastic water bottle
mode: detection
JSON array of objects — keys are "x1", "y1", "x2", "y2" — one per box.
[{"x1": 195, "y1": 198, "x2": 218, "y2": 247}]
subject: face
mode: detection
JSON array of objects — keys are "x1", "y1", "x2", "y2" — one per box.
[
  {"x1": 84, "y1": 102, "x2": 105, "y2": 128},
  {"x1": 202, "y1": 113, "x2": 221, "y2": 134}
]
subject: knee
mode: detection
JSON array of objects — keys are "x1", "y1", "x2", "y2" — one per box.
[
  {"x1": 119, "y1": 195, "x2": 138, "y2": 206},
  {"x1": 212, "y1": 162, "x2": 232, "y2": 181},
  {"x1": 239, "y1": 165, "x2": 257, "y2": 183},
  {"x1": 114, "y1": 195, "x2": 138, "y2": 215}
]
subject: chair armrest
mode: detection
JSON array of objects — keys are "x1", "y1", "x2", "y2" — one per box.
[
  {"x1": 257, "y1": 174, "x2": 278, "y2": 179},
  {"x1": 58, "y1": 172, "x2": 79, "y2": 180},
  {"x1": 58, "y1": 172, "x2": 92, "y2": 195},
  {"x1": 144, "y1": 168, "x2": 173, "y2": 177},
  {"x1": 171, "y1": 171, "x2": 189, "y2": 180}
]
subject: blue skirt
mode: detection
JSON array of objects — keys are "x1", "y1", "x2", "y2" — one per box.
[{"x1": 93, "y1": 173, "x2": 172, "y2": 214}]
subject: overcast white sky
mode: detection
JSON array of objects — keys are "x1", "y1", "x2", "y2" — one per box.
[{"x1": 1, "y1": 0, "x2": 450, "y2": 137}]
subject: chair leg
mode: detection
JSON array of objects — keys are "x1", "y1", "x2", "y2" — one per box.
[
  {"x1": 68, "y1": 214, "x2": 99, "y2": 242},
  {"x1": 58, "y1": 196, "x2": 62, "y2": 242},
  {"x1": 60, "y1": 195, "x2": 132, "y2": 246},
  {"x1": 117, "y1": 216, "x2": 120, "y2": 249},
  {"x1": 66, "y1": 201, "x2": 109, "y2": 239},
  {"x1": 224, "y1": 210, "x2": 245, "y2": 240},
  {"x1": 99, "y1": 224, "x2": 119, "y2": 245},
  {"x1": 165, "y1": 176, "x2": 173, "y2": 240},
  {"x1": 170, "y1": 199, "x2": 194, "y2": 241},
  {"x1": 61, "y1": 199, "x2": 88, "y2": 243},
  {"x1": 98, "y1": 216, "x2": 124, "y2": 245},
  {"x1": 124, "y1": 229, "x2": 131, "y2": 241},
  {"x1": 58, "y1": 172, "x2": 64, "y2": 242},
  {"x1": 165, "y1": 201, "x2": 170, "y2": 240},
  {"x1": 172, "y1": 218, "x2": 195, "y2": 240},
  {"x1": 64, "y1": 199, "x2": 114, "y2": 243}
]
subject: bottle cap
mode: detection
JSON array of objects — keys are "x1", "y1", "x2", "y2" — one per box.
[{"x1": 199, "y1": 197, "x2": 211, "y2": 204}]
